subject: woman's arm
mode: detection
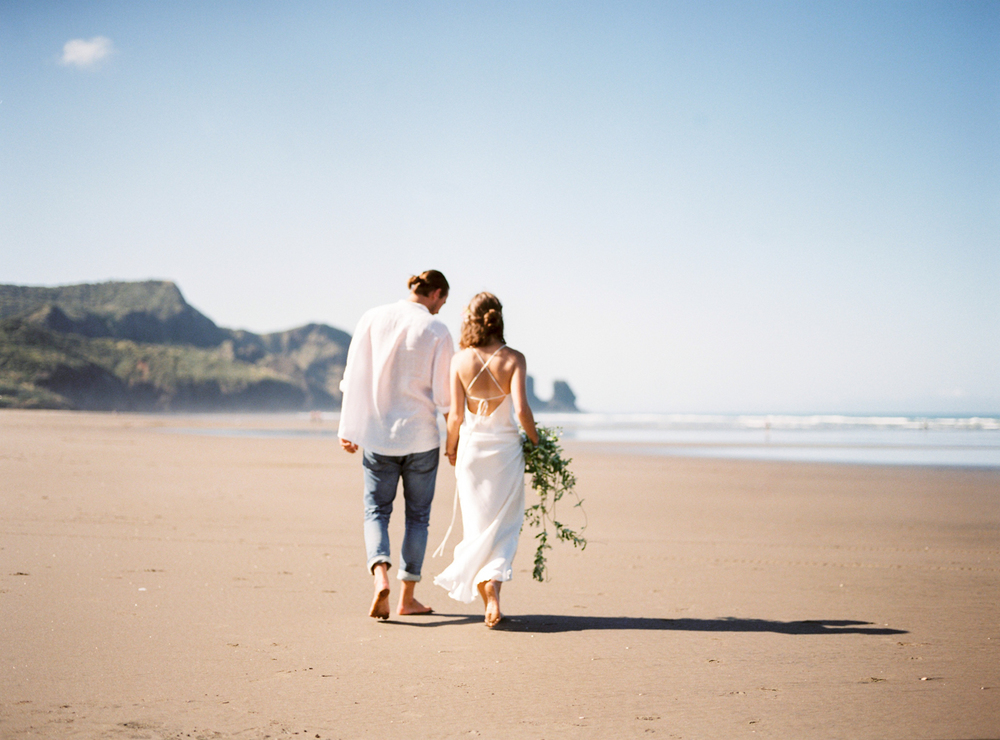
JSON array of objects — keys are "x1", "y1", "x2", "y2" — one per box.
[
  {"x1": 510, "y1": 351, "x2": 539, "y2": 446},
  {"x1": 445, "y1": 353, "x2": 466, "y2": 466}
]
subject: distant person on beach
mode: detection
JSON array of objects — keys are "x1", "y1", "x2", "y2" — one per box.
[
  {"x1": 433, "y1": 292, "x2": 538, "y2": 628},
  {"x1": 338, "y1": 270, "x2": 454, "y2": 619}
]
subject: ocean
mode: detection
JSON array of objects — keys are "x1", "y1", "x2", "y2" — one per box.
[
  {"x1": 175, "y1": 412, "x2": 1000, "y2": 468},
  {"x1": 535, "y1": 412, "x2": 1000, "y2": 468}
]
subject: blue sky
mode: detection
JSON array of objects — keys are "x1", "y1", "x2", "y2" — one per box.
[{"x1": 1, "y1": 1, "x2": 997, "y2": 413}]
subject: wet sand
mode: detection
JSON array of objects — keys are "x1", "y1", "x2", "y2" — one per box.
[{"x1": 2, "y1": 410, "x2": 998, "y2": 739}]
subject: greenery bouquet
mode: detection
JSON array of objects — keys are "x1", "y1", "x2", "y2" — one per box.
[{"x1": 522, "y1": 426, "x2": 587, "y2": 581}]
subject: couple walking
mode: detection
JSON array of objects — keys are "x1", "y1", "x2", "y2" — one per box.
[{"x1": 337, "y1": 270, "x2": 539, "y2": 628}]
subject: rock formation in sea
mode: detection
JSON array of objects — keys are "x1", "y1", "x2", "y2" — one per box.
[{"x1": 526, "y1": 376, "x2": 579, "y2": 412}]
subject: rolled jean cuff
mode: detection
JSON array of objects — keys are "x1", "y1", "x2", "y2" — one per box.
[
  {"x1": 368, "y1": 557, "x2": 391, "y2": 574},
  {"x1": 397, "y1": 569, "x2": 421, "y2": 582}
]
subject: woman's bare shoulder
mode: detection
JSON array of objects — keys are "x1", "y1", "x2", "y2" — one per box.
[
  {"x1": 500, "y1": 346, "x2": 527, "y2": 366},
  {"x1": 452, "y1": 348, "x2": 478, "y2": 366}
]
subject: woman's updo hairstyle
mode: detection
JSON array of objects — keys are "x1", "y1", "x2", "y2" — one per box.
[
  {"x1": 407, "y1": 269, "x2": 450, "y2": 297},
  {"x1": 460, "y1": 292, "x2": 505, "y2": 349}
]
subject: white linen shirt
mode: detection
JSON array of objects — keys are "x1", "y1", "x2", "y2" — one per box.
[{"x1": 338, "y1": 300, "x2": 454, "y2": 456}]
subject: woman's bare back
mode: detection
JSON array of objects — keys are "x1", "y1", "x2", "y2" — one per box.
[{"x1": 457, "y1": 344, "x2": 522, "y2": 417}]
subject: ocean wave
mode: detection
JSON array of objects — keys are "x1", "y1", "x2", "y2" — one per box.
[{"x1": 534, "y1": 412, "x2": 1000, "y2": 432}]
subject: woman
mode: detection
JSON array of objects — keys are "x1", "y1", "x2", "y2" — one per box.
[{"x1": 433, "y1": 292, "x2": 539, "y2": 628}]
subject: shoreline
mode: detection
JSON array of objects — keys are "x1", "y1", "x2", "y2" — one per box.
[
  {"x1": 2, "y1": 410, "x2": 998, "y2": 738},
  {"x1": 42, "y1": 407, "x2": 996, "y2": 469}
]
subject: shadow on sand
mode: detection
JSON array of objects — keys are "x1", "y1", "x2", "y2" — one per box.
[{"x1": 387, "y1": 614, "x2": 907, "y2": 635}]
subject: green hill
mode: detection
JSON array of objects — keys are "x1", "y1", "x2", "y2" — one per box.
[
  {"x1": 0, "y1": 281, "x2": 349, "y2": 411},
  {"x1": 0, "y1": 280, "x2": 228, "y2": 347}
]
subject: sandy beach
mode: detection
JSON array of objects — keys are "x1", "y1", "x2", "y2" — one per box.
[{"x1": 2, "y1": 410, "x2": 997, "y2": 739}]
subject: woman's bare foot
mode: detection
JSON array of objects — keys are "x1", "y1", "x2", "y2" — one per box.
[
  {"x1": 397, "y1": 579, "x2": 433, "y2": 615},
  {"x1": 369, "y1": 564, "x2": 390, "y2": 620},
  {"x1": 483, "y1": 580, "x2": 502, "y2": 628}
]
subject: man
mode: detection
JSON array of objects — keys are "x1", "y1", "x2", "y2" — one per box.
[{"x1": 338, "y1": 270, "x2": 454, "y2": 619}]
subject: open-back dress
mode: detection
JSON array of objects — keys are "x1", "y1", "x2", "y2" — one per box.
[{"x1": 433, "y1": 346, "x2": 526, "y2": 603}]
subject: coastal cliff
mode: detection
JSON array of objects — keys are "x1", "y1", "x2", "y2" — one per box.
[
  {"x1": 0, "y1": 281, "x2": 348, "y2": 411},
  {"x1": 0, "y1": 281, "x2": 579, "y2": 413}
]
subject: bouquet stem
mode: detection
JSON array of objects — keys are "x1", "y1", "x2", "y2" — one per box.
[{"x1": 522, "y1": 426, "x2": 587, "y2": 581}]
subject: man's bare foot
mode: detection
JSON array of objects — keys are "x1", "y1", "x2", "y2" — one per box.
[
  {"x1": 397, "y1": 579, "x2": 433, "y2": 615},
  {"x1": 397, "y1": 597, "x2": 433, "y2": 615},
  {"x1": 370, "y1": 587, "x2": 390, "y2": 619},
  {"x1": 483, "y1": 580, "x2": 502, "y2": 628},
  {"x1": 369, "y1": 563, "x2": 390, "y2": 620}
]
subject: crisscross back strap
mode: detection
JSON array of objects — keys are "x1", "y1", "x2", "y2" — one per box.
[
  {"x1": 466, "y1": 345, "x2": 507, "y2": 416},
  {"x1": 469, "y1": 346, "x2": 505, "y2": 391}
]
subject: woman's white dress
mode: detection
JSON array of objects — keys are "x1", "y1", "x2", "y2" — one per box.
[{"x1": 434, "y1": 351, "x2": 525, "y2": 604}]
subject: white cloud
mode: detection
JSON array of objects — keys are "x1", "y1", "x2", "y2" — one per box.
[{"x1": 60, "y1": 37, "x2": 114, "y2": 68}]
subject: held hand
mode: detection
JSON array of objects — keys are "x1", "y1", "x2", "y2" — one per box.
[
  {"x1": 340, "y1": 438, "x2": 359, "y2": 454},
  {"x1": 445, "y1": 449, "x2": 457, "y2": 466}
]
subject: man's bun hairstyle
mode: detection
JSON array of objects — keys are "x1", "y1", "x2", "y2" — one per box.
[{"x1": 407, "y1": 270, "x2": 450, "y2": 297}]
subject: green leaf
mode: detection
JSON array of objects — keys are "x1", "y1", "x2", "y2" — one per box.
[{"x1": 521, "y1": 425, "x2": 587, "y2": 581}]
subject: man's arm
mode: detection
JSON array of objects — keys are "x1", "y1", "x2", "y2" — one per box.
[
  {"x1": 430, "y1": 331, "x2": 455, "y2": 414},
  {"x1": 337, "y1": 313, "x2": 372, "y2": 454}
]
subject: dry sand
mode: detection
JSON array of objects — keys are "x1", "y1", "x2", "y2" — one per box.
[{"x1": 1, "y1": 410, "x2": 998, "y2": 739}]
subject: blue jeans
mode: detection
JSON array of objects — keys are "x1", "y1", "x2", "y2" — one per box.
[{"x1": 362, "y1": 447, "x2": 440, "y2": 581}]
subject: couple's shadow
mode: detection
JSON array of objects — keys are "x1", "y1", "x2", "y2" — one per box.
[{"x1": 390, "y1": 613, "x2": 907, "y2": 635}]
